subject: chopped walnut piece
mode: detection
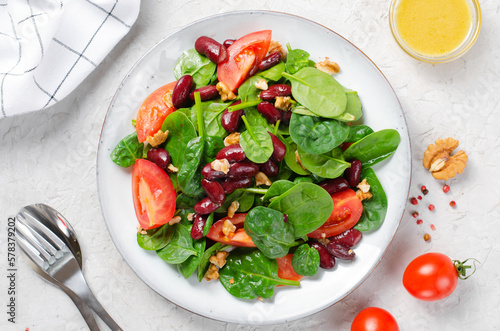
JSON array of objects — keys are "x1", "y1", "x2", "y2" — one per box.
[
  {"x1": 229, "y1": 278, "x2": 235, "y2": 284},
  {"x1": 187, "y1": 213, "x2": 194, "y2": 222},
  {"x1": 216, "y1": 82, "x2": 237, "y2": 101},
  {"x1": 224, "y1": 132, "x2": 240, "y2": 146},
  {"x1": 268, "y1": 40, "x2": 287, "y2": 59},
  {"x1": 255, "y1": 171, "x2": 272, "y2": 186},
  {"x1": 168, "y1": 216, "x2": 182, "y2": 226},
  {"x1": 357, "y1": 179, "x2": 371, "y2": 193},
  {"x1": 167, "y1": 164, "x2": 178, "y2": 173},
  {"x1": 315, "y1": 57, "x2": 340, "y2": 75},
  {"x1": 222, "y1": 219, "x2": 237, "y2": 237},
  {"x1": 423, "y1": 138, "x2": 468, "y2": 180},
  {"x1": 211, "y1": 158, "x2": 230, "y2": 174},
  {"x1": 162, "y1": 91, "x2": 173, "y2": 108},
  {"x1": 254, "y1": 78, "x2": 268, "y2": 90},
  {"x1": 204, "y1": 264, "x2": 219, "y2": 281},
  {"x1": 228, "y1": 201, "x2": 240, "y2": 219},
  {"x1": 295, "y1": 150, "x2": 307, "y2": 170},
  {"x1": 146, "y1": 129, "x2": 169, "y2": 147},
  {"x1": 136, "y1": 225, "x2": 147, "y2": 235},
  {"x1": 209, "y1": 251, "x2": 229, "y2": 268},
  {"x1": 275, "y1": 96, "x2": 292, "y2": 111}
]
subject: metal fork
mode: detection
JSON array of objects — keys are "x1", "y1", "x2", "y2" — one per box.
[{"x1": 16, "y1": 204, "x2": 122, "y2": 331}]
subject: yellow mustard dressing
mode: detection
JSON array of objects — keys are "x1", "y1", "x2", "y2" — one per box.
[{"x1": 395, "y1": 0, "x2": 472, "y2": 56}]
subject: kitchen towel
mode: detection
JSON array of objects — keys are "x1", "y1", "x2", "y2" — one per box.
[{"x1": 0, "y1": 0, "x2": 140, "y2": 118}]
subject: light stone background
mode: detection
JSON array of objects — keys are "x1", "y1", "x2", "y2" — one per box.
[{"x1": 1, "y1": 1, "x2": 500, "y2": 330}]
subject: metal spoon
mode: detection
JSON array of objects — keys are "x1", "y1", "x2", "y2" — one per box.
[{"x1": 16, "y1": 204, "x2": 122, "y2": 331}]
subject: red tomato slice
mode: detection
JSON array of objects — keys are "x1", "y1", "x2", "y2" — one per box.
[
  {"x1": 276, "y1": 254, "x2": 303, "y2": 283},
  {"x1": 132, "y1": 159, "x2": 176, "y2": 229},
  {"x1": 217, "y1": 30, "x2": 272, "y2": 92},
  {"x1": 308, "y1": 188, "x2": 363, "y2": 238},
  {"x1": 206, "y1": 213, "x2": 256, "y2": 247},
  {"x1": 136, "y1": 81, "x2": 177, "y2": 143}
]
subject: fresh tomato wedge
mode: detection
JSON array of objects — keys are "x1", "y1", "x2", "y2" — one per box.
[
  {"x1": 136, "y1": 81, "x2": 177, "y2": 143},
  {"x1": 308, "y1": 188, "x2": 363, "y2": 238},
  {"x1": 217, "y1": 30, "x2": 272, "y2": 92},
  {"x1": 276, "y1": 254, "x2": 303, "y2": 283},
  {"x1": 132, "y1": 159, "x2": 176, "y2": 229},
  {"x1": 206, "y1": 213, "x2": 256, "y2": 247}
]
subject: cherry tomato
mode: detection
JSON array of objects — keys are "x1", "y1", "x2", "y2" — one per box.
[
  {"x1": 206, "y1": 213, "x2": 256, "y2": 247},
  {"x1": 351, "y1": 307, "x2": 399, "y2": 331},
  {"x1": 132, "y1": 159, "x2": 176, "y2": 229},
  {"x1": 308, "y1": 188, "x2": 363, "y2": 238},
  {"x1": 403, "y1": 252, "x2": 459, "y2": 301},
  {"x1": 136, "y1": 81, "x2": 177, "y2": 143},
  {"x1": 217, "y1": 30, "x2": 272, "y2": 92},
  {"x1": 276, "y1": 254, "x2": 303, "y2": 282}
]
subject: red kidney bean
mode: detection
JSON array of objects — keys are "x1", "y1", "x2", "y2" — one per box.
[
  {"x1": 194, "y1": 197, "x2": 221, "y2": 215},
  {"x1": 201, "y1": 179, "x2": 226, "y2": 205},
  {"x1": 221, "y1": 177, "x2": 253, "y2": 194},
  {"x1": 223, "y1": 39, "x2": 236, "y2": 48},
  {"x1": 172, "y1": 75, "x2": 194, "y2": 109},
  {"x1": 269, "y1": 132, "x2": 286, "y2": 162},
  {"x1": 344, "y1": 159, "x2": 362, "y2": 187},
  {"x1": 329, "y1": 229, "x2": 363, "y2": 248},
  {"x1": 260, "y1": 159, "x2": 279, "y2": 177},
  {"x1": 190, "y1": 213, "x2": 207, "y2": 240},
  {"x1": 318, "y1": 178, "x2": 349, "y2": 195},
  {"x1": 257, "y1": 101, "x2": 281, "y2": 124},
  {"x1": 216, "y1": 144, "x2": 246, "y2": 163},
  {"x1": 201, "y1": 163, "x2": 227, "y2": 180},
  {"x1": 189, "y1": 85, "x2": 219, "y2": 101},
  {"x1": 309, "y1": 241, "x2": 335, "y2": 269},
  {"x1": 283, "y1": 214, "x2": 289, "y2": 223},
  {"x1": 258, "y1": 52, "x2": 282, "y2": 71},
  {"x1": 280, "y1": 109, "x2": 292, "y2": 125},
  {"x1": 147, "y1": 148, "x2": 171, "y2": 170},
  {"x1": 228, "y1": 161, "x2": 260, "y2": 179},
  {"x1": 259, "y1": 84, "x2": 292, "y2": 101},
  {"x1": 221, "y1": 101, "x2": 243, "y2": 132},
  {"x1": 326, "y1": 242, "x2": 355, "y2": 260},
  {"x1": 194, "y1": 36, "x2": 228, "y2": 64}
]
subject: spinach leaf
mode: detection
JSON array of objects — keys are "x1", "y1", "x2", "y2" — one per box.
[
  {"x1": 197, "y1": 242, "x2": 227, "y2": 282},
  {"x1": 355, "y1": 167, "x2": 388, "y2": 232},
  {"x1": 177, "y1": 136, "x2": 205, "y2": 197},
  {"x1": 285, "y1": 45, "x2": 311, "y2": 75},
  {"x1": 282, "y1": 68, "x2": 347, "y2": 118},
  {"x1": 202, "y1": 213, "x2": 215, "y2": 237},
  {"x1": 219, "y1": 248, "x2": 300, "y2": 299},
  {"x1": 293, "y1": 176, "x2": 313, "y2": 184},
  {"x1": 238, "y1": 75, "x2": 264, "y2": 102},
  {"x1": 282, "y1": 135, "x2": 311, "y2": 176},
  {"x1": 239, "y1": 116, "x2": 274, "y2": 163},
  {"x1": 268, "y1": 182, "x2": 333, "y2": 238},
  {"x1": 262, "y1": 180, "x2": 296, "y2": 202},
  {"x1": 297, "y1": 146, "x2": 351, "y2": 179},
  {"x1": 176, "y1": 193, "x2": 199, "y2": 209},
  {"x1": 137, "y1": 224, "x2": 174, "y2": 251},
  {"x1": 289, "y1": 113, "x2": 349, "y2": 154},
  {"x1": 291, "y1": 105, "x2": 317, "y2": 117},
  {"x1": 260, "y1": 62, "x2": 285, "y2": 81},
  {"x1": 156, "y1": 223, "x2": 197, "y2": 264},
  {"x1": 244, "y1": 207, "x2": 295, "y2": 259},
  {"x1": 202, "y1": 101, "x2": 230, "y2": 137},
  {"x1": 110, "y1": 132, "x2": 143, "y2": 167},
  {"x1": 162, "y1": 111, "x2": 197, "y2": 168},
  {"x1": 292, "y1": 244, "x2": 320, "y2": 276},
  {"x1": 244, "y1": 107, "x2": 273, "y2": 131},
  {"x1": 216, "y1": 189, "x2": 255, "y2": 213},
  {"x1": 343, "y1": 129, "x2": 401, "y2": 167},
  {"x1": 204, "y1": 136, "x2": 224, "y2": 163},
  {"x1": 341, "y1": 89, "x2": 363, "y2": 122},
  {"x1": 345, "y1": 125, "x2": 374, "y2": 143},
  {"x1": 174, "y1": 48, "x2": 216, "y2": 88},
  {"x1": 177, "y1": 238, "x2": 206, "y2": 279}
]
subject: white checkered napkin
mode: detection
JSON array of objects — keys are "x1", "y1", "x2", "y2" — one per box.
[{"x1": 0, "y1": 0, "x2": 140, "y2": 118}]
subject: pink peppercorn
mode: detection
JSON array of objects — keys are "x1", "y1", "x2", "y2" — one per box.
[
  {"x1": 416, "y1": 219, "x2": 423, "y2": 225},
  {"x1": 412, "y1": 212, "x2": 419, "y2": 218},
  {"x1": 430, "y1": 224, "x2": 436, "y2": 230},
  {"x1": 410, "y1": 197, "x2": 418, "y2": 205},
  {"x1": 450, "y1": 201, "x2": 456, "y2": 207},
  {"x1": 443, "y1": 185, "x2": 450, "y2": 193},
  {"x1": 428, "y1": 204, "x2": 435, "y2": 211}
]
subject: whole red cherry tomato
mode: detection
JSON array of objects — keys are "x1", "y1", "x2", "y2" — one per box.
[
  {"x1": 402, "y1": 252, "x2": 477, "y2": 301},
  {"x1": 351, "y1": 307, "x2": 399, "y2": 331}
]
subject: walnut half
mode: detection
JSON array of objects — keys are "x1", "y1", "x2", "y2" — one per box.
[{"x1": 423, "y1": 137, "x2": 468, "y2": 180}]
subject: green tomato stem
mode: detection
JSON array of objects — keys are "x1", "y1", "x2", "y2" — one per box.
[
  {"x1": 277, "y1": 278, "x2": 301, "y2": 287},
  {"x1": 194, "y1": 92, "x2": 205, "y2": 138},
  {"x1": 453, "y1": 258, "x2": 480, "y2": 280},
  {"x1": 228, "y1": 99, "x2": 261, "y2": 112},
  {"x1": 273, "y1": 120, "x2": 281, "y2": 135},
  {"x1": 239, "y1": 188, "x2": 269, "y2": 195}
]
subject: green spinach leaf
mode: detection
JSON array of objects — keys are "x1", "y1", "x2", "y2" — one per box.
[
  {"x1": 292, "y1": 244, "x2": 320, "y2": 276},
  {"x1": 238, "y1": 75, "x2": 264, "y2": 102},
  {"x1": 174, "y1": 48, "x2": 216, "y2": 88},
  {"x1": 197, "y1": 242, "x2": 227, "y2": 282},
  {"x1": 156, "y1": 223, "x2": 197, "y2": 264},
  {"x1": 202, "y1": 213, "x2": 215, "y2": 237},
  {"x1": 177, "y1": 136, "x2": 205, "y2": 197},
  {"x1": 110, "y1": 132, "x2": 143, "y2": 167},
  {"x1": 285, "y1": 45, "x2": 311, "y2": 75},
  {"x1": 216, "y1": 189, "x2": 255, "y2": 213},
  {"x1": 204, "y1": 136, "x2": 225, "y2": 163},
  {"x1": 137, "y1": 224, "x2": 174, "y2": 251},
  {"x1": 282, "y1": 135, "x2": 310, "y2": 176},
  {"x1": 262, "y1": 180, "x2": 296, "y2": 202},
  {"x1": 297, "y1": 146, "x2": 351, "y2": 179},
  {"x1": 162, "y1": 111, "x2": 197, "y2": 168},
  {"x1": 177, "y1": 238, "x2": 206, "y2": 279},
  {"x1": 343, "y1": 129, "x2": 401, "y2": 167},
  {"x1": 345, "y1": 125, "x2": 374, "y2": 143},
  {"x1": 355, "y1": 167, "x2": 388, "y2": 232},
  {"x1": 239, "y1": 116, "x2": 274, "y2": 163},
  {"x1": 244, "y1": 207, "x2": 295, "y2": 259},
  {"x1": 219, "y1": 248, "x2": 300, "y2": 299},
  {"x1": 260, "y1": 62, "x2": 285, "y2": 81}
]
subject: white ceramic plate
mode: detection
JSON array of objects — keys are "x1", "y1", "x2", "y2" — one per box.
[{"x1": 97, "y1": 10, "x2": 411, "y2": 325}]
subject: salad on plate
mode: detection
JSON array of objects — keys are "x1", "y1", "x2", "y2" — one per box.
[{"x1": 110, "y1": 30, "x2": 401, "y2": 300}]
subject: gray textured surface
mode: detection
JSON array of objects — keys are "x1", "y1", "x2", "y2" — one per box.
[{"x1": 1, "y1": 1, "x2": 499, "y2": 330}]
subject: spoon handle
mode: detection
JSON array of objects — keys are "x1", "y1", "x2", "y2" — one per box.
[{"x1": 63, "y1": 287, "x2": 101, "y2": 331}]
